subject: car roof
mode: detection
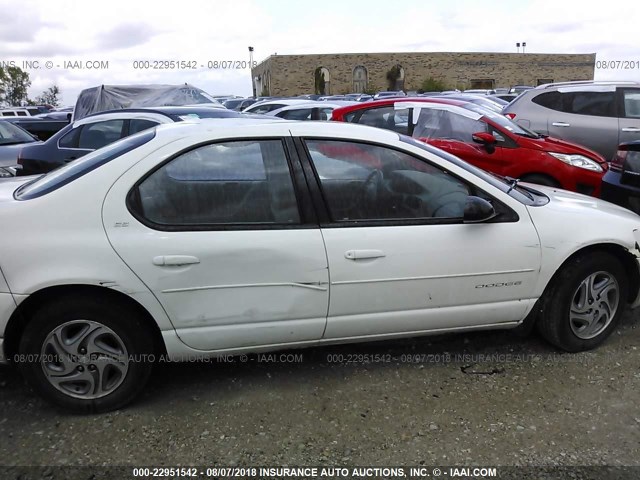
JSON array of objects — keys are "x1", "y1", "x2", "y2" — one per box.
[
  {"x1": 534, "y1": 80, "x2": 640, "y2": 90},
  {"x1": 248, "y1": 98, "x2": 311, "y2": 107},
  {"x1": 83, "y1": 106, "x2": 232, "y2": 118},
  {"x1": 273, "y1": 101, "x2": 358, "y2": 110},
  {"x1": 332, "y1": 96, "x2": 469, "y2": 116},
  {"x1": 150, "y1": 117, "x2": 401, "y2": 144},
  {"x1": 74, "y1": 107, "x2": 249, "y2": 126}
]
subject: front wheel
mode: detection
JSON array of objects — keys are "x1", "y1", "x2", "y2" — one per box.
[
  {"x1": 537, "y1": 252, "x2": 628, "y2": 352},
  {"x1": 17, "y1": 297, "x2": 155, "y2": 413}
]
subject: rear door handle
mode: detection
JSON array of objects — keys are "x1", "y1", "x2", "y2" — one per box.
[
  {"x1": 153, "y1": 255, "x2": 200, "y2": 266},
  {"x1": 345, "y1": 249, "x2": 386, "y2": 260},
  {"x1": 622, "y1": 127, "x2": 640, "y2": 132},
  {"x1": 552, "y1": 122, "x2": 570, "y2": 127},
  {"x1": 64, "y1": 157, "x2": 77, "y2": 162}
]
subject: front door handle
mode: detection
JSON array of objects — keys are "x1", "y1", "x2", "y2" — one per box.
[
  {"x1": 345, "y1": 249, "x2": 386, "y2": 260},
  {"x1": 153, "y1": 255, "x2": 200, "y2": 266},
  {"x1": 552, "y1": 122, "x2": 570, "y2": 127},
  {"x1": 622, "y1": 127, "x2": 640, "y2": 132}
]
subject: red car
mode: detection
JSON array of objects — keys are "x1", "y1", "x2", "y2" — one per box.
[{"x1": 331, "y1": 98, "x2": 607, "y2": 196}]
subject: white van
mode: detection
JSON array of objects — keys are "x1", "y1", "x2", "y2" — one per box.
[{"x1": 0, "y1": 107, "x2": 40, "y2": 117}]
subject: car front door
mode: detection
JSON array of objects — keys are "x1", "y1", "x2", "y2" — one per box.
[
  {"x1": 618, "y1": 88, "x2": 640, "y2": 147},
  {"x1": 297, "y1": 136, "x2": 541, "y2": 339},
  {"x1": 103, "y1": 137, "x2": 329, "y2": 351}
]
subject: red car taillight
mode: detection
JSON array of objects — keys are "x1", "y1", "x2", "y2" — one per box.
[
  {"x1": 504, "y1": 113, "x2": 516, "y2": 120},
  {"x1": 609, "y1": 147, "x2": 628, "y2": 172}
]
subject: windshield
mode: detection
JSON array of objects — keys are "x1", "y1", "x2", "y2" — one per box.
[
  {"x1": 0, "y1": 121, "x2": 37, "y2": 145},
  {"x1": 15, "y1": 129, "x2": 156, "y2": 200},
  {"x1": 461, "y1": 104, "x2": 540, "y2": 137}
]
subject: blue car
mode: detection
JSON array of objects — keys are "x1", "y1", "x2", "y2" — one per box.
[{"x1": 17, "y1": 106, "x2": 255, "y2": 176}]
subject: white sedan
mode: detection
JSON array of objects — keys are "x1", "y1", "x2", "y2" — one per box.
[
  {"x1": 267, "y1": 102, "x2": 358, "y2": 121},
  {"x1": 1, "y1": 119, "x2": 639, "y2": 412}
]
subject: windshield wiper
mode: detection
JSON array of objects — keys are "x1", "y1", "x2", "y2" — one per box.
[{"x1": 505, "y1": 176, "x2": 520, "y2": 193}]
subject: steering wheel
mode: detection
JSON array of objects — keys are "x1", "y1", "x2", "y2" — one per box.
[{"x1": 361, "y1": 169, "x2": 384, "y2": 204}]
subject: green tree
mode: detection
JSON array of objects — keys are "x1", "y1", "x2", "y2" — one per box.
[
  {"x1": 386, "y1": 66, "x2": 401, "y2": 90},
  {"x1": 0, "y1": 66, "x2": 7, "y2": 104},
  {"x1": 314, "y1": 67, "x2": 326, "y2": 95},
  {"x1": 0, "y1": 66, "x2": 31, "y2": 106},
  {"x1": 35, "y1": 85, "x2": 61, "y2": 107},
  {"x1": 419, "y1": 77, "x2": 449, "y2": 93}
]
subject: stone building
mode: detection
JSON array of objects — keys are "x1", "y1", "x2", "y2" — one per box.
[{"x1": 250, "y1": 52, "x2": 595, "y2": 96}]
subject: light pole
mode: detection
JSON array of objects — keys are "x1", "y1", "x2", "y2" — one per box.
[
  {"x1": 248, "y1": 46, "x2": 255, "y2": 97},
  {"x1": 522, "y1": 42, "x2": 527, "y2": 54},
  {"x1": 516, "y1": 42, "x2": 520, "y2": 53}
]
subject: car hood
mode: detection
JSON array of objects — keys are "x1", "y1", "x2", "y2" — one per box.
[
  {"x1": 515, "y1": 135, "x2": 606, "y2": 163},
  {"x1": 530, "y1": 184, "x2": 639, "y2": 218},
  {"x1": 0, "y1": 176, "x2": 32, "y2": 202},
  {"x1": 525, "y1": 183, "x2": 640, "y2": 257}
]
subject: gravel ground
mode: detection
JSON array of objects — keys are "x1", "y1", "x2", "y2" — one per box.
[{"x1": 0, "y1": 310, "x2": 639, "y2": 473}]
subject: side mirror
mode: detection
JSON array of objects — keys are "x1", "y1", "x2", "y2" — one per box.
[
  {"x1": 463, "y1": 196, "x2": 498, "y2": 223},
  {"x1": 472, "y1": 132, "x2": 497, "y2": 154},
  {"x1": 472, "y1": 132, "x2": 496, "y2": 144}
]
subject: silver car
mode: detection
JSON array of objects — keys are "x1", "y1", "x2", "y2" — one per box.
[{"x1": 503, "y1": 81, "x2": 640, "y2": 160}]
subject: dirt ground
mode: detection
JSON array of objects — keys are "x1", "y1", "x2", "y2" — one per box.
[{"x1": 0, "y1": 309, "x2": 639, "y2": 475}]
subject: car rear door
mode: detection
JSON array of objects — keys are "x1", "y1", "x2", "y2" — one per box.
[
  {"x1": 103, "y1": 135, "x2": 329, "y2": 352},
  {"x1": 545, "y1": 87, "x2": 619, "y2": 159},
  {"x1": 618, "y1": 88, "x2": 640, "y2": 147}
]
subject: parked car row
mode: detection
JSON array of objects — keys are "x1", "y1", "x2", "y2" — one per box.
[
  {"x1": 3, "y1": 81, "x2": 640, "y2": 218},
  {"x1": 16, "y1": 107, "x2": 264, "y2": 175},
  {"x1": 330, "y1": 97, "x2": 607, "y2": 196},
  {"x1": 248, "y1": 81, "x2": 639, "y2": 216},
  {"x1": 502, "y1": 81, "x2": 640, "y2": 211}
]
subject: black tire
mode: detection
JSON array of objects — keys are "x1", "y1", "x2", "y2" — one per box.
[
  {"x1": 17, "y1": 296, "x2": 155, "y2": 413},
  {"x1": 537, "y1": 252, "x2": 628, "y2": 352},
  {"x1": 520, "y1": 174, "x2": 560, "y2": 188}
]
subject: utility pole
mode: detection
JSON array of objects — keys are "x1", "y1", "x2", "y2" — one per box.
[{"x1": 248, "y1": 46, "x2": 255, "y2": 97}]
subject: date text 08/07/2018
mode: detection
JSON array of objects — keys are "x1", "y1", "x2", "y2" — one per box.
[{"x1": 131, "y1": 60, "x2": 258, "y2": 70}]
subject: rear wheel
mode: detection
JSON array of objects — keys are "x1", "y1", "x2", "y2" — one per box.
[
  {"x1": 17, "y1": 297, "x2": 155, "y2": 413},
  {"x1": 537, "y1": 252, "x2": 627, "y2": 352}
]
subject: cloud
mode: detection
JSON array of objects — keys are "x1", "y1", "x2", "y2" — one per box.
[
  {"x1": 0, "y1": 0, "x2": 636, "y2": 105},
  {"x1": 95, "y1": 23, "x2": 160, "y2": 50}
]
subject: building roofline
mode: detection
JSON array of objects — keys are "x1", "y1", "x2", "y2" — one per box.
[{"x1": 253, "y1": 51, "x2": 597, "y2": 68}]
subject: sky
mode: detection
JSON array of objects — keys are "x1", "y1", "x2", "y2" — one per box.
[{"x1": 1, "y1": 0, "x2": 639, "y2": 106}]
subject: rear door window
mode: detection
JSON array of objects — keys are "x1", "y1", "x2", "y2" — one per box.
[
  {"x1": 533, "y1": 89, "x2": 616, "y2": 117},
  {"x1": 133, "y1": 140, "x2": 300, "y2": 227},
  {"x1": 622, "y1": 89, "x2": 640, "y2": 118},
  {"x1": 77, "y1": 120, "x2": 126, "y2": 149}
]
